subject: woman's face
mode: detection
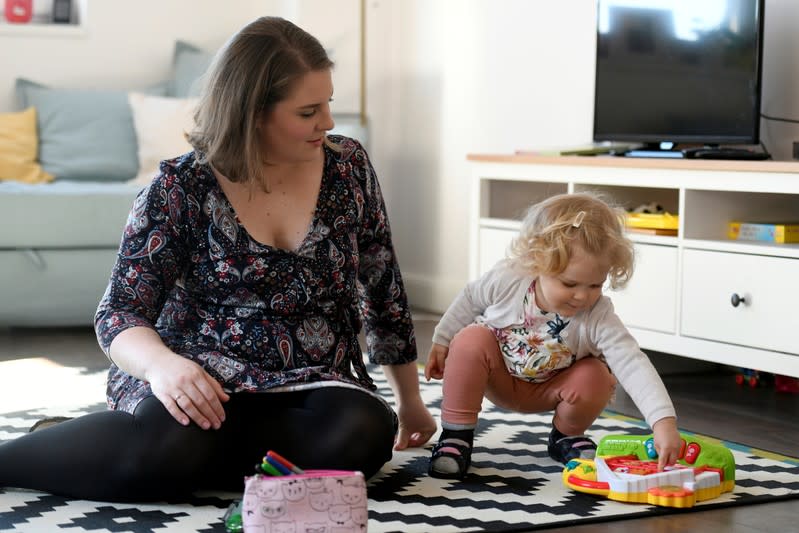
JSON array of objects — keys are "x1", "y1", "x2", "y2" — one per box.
[{"x1": 259, "y1": 69, "x2": 335, "y2": 165}]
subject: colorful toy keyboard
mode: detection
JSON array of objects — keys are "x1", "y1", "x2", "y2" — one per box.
[{"x1": 562, "y1": 433, "x2": 735, "y2": 508}]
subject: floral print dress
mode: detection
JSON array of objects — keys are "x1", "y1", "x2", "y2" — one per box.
[
  {"x1": 95, "y1": 136, "x2": 416, "y2": 413},
  {"x1": 482, "y1": 280, "x2": 577, "y2": 383}
]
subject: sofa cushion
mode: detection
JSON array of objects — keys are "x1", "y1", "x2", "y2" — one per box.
[
  {"x1": 128, "y1": 92, "x2": 198, "y2": 185},
  {"x1": 171, "y1": 40, "x2": 214, "y2": 98},
  {"x1": 0, "y1": 248, "x2": 121, "y2": 326},
  {"x1": 0, "y1": 107, "x2": 53, "y2": 184},
  {"x1": 0, "y1": 180, "x2": 141, "y2": 248},
  {"x1": 15, "y1": 78, "x2": 167, "y2": 182}
]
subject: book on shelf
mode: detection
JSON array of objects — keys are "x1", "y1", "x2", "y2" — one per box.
[
  {"x1": 727, "y1": 221, "x2": 799, "y2": 244},
  {"x1": 626, "y1": 227, "x2": 678, "y2": 236},
  {"x1": 625, "y1": 212, "x2": 679, "y2": 231}
]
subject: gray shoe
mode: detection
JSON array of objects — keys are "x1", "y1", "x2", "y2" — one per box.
[{"x1": 29, "y1": 416, "x2": 72, "y2": 432}]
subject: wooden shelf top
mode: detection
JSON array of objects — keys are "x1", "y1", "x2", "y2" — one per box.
[{"x1": 467, "y1": 153, "x2": 799, "y2": 174}]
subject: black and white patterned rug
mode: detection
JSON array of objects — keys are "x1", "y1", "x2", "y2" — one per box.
[{"x1": 2, "y1": 360, "x2": 798, "y2": 532}]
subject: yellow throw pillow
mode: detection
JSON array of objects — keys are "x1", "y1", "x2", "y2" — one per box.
[{"x1": 0, "y1": 107, "x2": 54, "y2": 184}]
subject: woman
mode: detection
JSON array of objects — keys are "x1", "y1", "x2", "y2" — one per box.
[{"x1": 0, "y1": 16, "x2": 435, "y2": 502}]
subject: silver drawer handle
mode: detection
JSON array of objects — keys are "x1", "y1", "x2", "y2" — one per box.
[{"x1": 730, "y1": 293, "x2": 746, "y2": 307}]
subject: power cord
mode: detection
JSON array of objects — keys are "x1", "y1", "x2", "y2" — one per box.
[
  {"x1": 761, "y1": 113, "x2": 799, "y2": 124},
  {"x1": 760, "y1": 113, "x2": 799, "y2": 159}
]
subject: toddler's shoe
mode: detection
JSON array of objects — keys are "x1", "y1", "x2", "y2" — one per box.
[
  {"x1": 428, "y1": 437, "x2": 472, "y2": 480},
  {"x1": 547, "y1": 435, "x2": 597, "y2": 464}
]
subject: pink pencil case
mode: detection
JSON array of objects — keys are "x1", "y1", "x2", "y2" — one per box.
[{"x1": 241, "y1": 469, "x2": 368, "y2": 532}]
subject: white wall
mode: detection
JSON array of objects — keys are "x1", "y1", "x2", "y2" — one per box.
[
  {"x1": 2, "y1": 0, "x2": 798, "y2": 314},
  {"x1": 0, "y1": 0, "x2": 278, "y2": 109},
  {"x1": 361, "y1": 1, "x2": 598, "y2": 311}
]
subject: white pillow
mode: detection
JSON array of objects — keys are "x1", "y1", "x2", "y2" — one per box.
[{"x1": 128, "y1": 92, "x2": 198, "y2": 185}]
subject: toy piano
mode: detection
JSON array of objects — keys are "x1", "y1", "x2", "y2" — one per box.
[{"x1": 562, "y1": 433, "x2": 735, "y2": 508}]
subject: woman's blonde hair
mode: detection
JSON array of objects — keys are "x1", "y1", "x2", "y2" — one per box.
[
  {"x1": 187, "y1": 16, "x2": 333, "y2": 190},
  {"x1": 508, "y1": 192, "x2": 634, "y2": 289}
]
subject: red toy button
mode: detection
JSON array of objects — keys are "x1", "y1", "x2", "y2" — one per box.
[{"x1": 684, "y1": 442, "x2": 701, "y2": 464}]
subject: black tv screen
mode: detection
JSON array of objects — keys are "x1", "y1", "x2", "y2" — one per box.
[{"x1": 593, "y1": 0, "x2": 765, "y2": 146}]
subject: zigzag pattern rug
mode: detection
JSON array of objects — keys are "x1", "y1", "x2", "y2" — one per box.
[{"x1": 1, "y1": 360, "x2": 799, "y2": 532}]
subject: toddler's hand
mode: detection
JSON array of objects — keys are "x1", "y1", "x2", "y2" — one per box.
[
  {"x1": 424, "y1": 343, "x2": 449, "y2": 381},
  {"x1": 652, "y1": 416, "x2": 681, "y2": 471}
]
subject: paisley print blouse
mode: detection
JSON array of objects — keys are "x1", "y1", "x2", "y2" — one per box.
[{"x1": 95, "y1": 136, "x2": 417, "y2": 413}]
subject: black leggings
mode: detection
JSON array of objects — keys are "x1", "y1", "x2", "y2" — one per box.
[{"x1": 0, "y1": 387, "x2": 396, "y2": 502}]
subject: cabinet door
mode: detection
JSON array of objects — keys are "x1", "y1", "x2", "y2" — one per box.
[
  {"x1": 608, "y1": 243, "x2": 678, "y2": 333},
  {"x1": 681, "y1": 249, "x2": 799, "y2": 355},
  {"x1": 477, "y1": 227, "x2": 516, "y2": 276}
]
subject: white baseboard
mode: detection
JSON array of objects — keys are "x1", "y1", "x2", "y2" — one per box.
[{"x1": 402, "y1": 272, "x2": 465, "y2": 314}]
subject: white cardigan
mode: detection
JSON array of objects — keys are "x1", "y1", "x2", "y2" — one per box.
[{"x1": 432, "y1": 260, "x2": 676, "y2": 429}]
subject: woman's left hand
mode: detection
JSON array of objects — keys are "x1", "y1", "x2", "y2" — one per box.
[
  {"x1": 394, "y1": 395, "x2": 437, "y2": 450},
  {"x1": 381, "y1": 361, "x2": 437, "y2": 450}
]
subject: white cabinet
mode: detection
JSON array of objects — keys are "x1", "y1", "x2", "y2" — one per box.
[
  {"x1": 609, "y1": 243, "x2": 678, "y2": 334},
  {"x1": 681, "y1": 249, "x2": 799, "y2": 356},
  {"x1": 468, "y1": 154, "x2": 799, "y2": 378},
  {"x1": 477, "y1": 226, "x2": 516, "y2": 276}
]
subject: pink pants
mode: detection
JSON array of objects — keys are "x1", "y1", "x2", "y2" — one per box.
[{"x1": 441, "y1": 324, "x2": 617, "y2": 436}]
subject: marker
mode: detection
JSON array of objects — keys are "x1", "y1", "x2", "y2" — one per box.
[
  {"x1": 264, "y1": 455, "x2": 292, "y2": 475},
  {"x1": 267, "y1": 450, "x2": 305, "y2": 474},
  {"x1": 258, "y1": 460, "x2": 283, "y2": 476}
]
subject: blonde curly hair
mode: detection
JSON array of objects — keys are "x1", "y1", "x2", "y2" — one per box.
[{"x1": 508, "y1": 192, "x2": 634, "y2": 289}]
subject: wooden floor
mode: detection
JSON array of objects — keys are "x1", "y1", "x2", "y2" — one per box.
[{"x1": 2, "y1": 312, "x2": 798, "y2": 533}]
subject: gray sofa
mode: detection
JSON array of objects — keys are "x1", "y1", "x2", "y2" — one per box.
[
  {"x1": 0, "y1": 41, "x2": 211, "y2": 327},
  {"x1": 0, "y1": 180, "x2": 140, "y2": 326}
]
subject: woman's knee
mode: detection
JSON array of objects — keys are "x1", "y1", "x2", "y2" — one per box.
[{"x1": 301, "y1": 389, "x2": 395, "y2": 477}]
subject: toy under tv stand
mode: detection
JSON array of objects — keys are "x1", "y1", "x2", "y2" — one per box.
[{"x1": 466, "y1": 153, "x2": 799, "y2": 380}]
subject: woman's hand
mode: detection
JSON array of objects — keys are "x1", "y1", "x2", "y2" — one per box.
[
  {"x1": 146, "y1": 353, "x2": 230, "y2": 430},
  {"x1": 382, "y1": 361, "x2": 437, "y2": 450},
  {"x1": 424, "y1": 343, "x2": 449, "y2": 381},
  {"x1": 394, "y1": 395, "x2": 437, "y2": 451},
  {"x1": 108, "y1": 327, "x2": 230, "y2": 430},
  {"x1": 652, "y1": 416, "x2": 682, "y2": 470}
]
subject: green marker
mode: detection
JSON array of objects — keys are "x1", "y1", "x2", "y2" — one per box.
[{"x1": 259, "y1": 461, "x2": 283, "y2": 476}]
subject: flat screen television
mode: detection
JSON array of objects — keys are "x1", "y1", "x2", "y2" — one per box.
[{"x1": 592, "y1": 0, "x2": 766, "y2": 157}]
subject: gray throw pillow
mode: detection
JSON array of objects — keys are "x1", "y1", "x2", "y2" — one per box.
[
  {"x1": 15, "y1": 78, "x2": 167, "y2": 182},
  {"x1": 171, "y1": 40, "x2": 214, "y2": 98}
]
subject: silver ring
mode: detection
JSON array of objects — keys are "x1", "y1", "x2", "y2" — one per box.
[{"x1": 175, "y1": 394, "x2": 183, "y2": 402}]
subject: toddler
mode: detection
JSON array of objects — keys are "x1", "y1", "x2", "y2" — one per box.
[{"x1": 425, "y1": 192, "x2": 682, "y2": 479}]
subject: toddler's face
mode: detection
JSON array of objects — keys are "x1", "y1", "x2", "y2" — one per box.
[{"x1": 535, "y1": 247, "x2": 609, "y2": 317}]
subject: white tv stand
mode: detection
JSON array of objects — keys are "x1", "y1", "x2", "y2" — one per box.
[{"x1": 468, "y1": 154, "x2": 799, "y2": 379}]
